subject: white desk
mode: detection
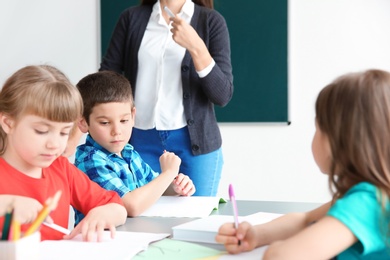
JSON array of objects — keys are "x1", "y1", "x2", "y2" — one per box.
[
  {"x1": 117, "y1": 200, "x2": 322, "y2": 255},
  {"x1": 117, "y1": 200, "x2": 321, "y2": 234}
]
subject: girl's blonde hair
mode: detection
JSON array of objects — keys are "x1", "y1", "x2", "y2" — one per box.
[
  {"x1": 0, "y1": 65, "x2": 83, "y2": 154},
  {"x1": 315, "y1": 69, "x2": 390, "y2": 200}
]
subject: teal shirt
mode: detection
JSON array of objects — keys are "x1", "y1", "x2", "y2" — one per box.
[{"x1": 327, "y1": 182, "x2": 390, "y2": 259}]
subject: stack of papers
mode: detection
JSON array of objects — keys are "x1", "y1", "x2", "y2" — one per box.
[
  {"x1": 172, "y1": 212, "x2": 282, "y2": 244},
  {"x1": 40, "y1": 231, "x2": 169, "y2": 260}
]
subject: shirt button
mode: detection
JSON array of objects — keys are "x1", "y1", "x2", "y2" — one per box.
[
  {"x1": 181, "y1": 65, "x2": 189, "y2": 72},
  {"x1": 192, "y1": 145, "x2": 199, "y2": 151},
  {"x1": 187, "y1": 119, "x2": 194, "y2": 125}
]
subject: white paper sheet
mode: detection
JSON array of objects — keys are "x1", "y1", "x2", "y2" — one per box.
[
  {"x1": 139, "y1": 196, "x2": 221, "y2": 218},
  {"x1": 40, "y1": 231, "x2": 169, "y2": 260},
  {"x1": 172, "y1": 212, "x2": 283, "y2": 244}
]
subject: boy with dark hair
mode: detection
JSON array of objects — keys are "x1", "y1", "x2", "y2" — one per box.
[{"x1": 74, "y1": 71, "x2": 195, "y2": 223}]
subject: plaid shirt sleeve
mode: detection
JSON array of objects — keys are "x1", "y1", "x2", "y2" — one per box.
[
  {"x1": 125, "y1": 147, "x2": 159, "y2": 186},
  {"x1": 76, "y1": 149, "x2": 131, "y2": 198}
]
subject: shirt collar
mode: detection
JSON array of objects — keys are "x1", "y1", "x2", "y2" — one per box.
[
  {"x1": 153, "y1": 0, "x2": 194, "y2": 22},
  {"x1": 85, "y1": 134, "x2": 134, "y2": 158},
  {"x1": 181, "y1": 0, "x2": 195, "y2": 18}
]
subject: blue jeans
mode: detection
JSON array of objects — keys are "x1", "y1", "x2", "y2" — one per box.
[{"x1": 130, "y1": 127, "x2": 223, "y2": 196}]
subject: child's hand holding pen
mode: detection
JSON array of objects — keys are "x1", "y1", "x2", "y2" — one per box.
[
  {"x1": 215, "y1": 184, "x2": 259, "y2": 254},
  {"x1": 24, "y1": 190, "x2": 62, "y2": 236},
  {"x1": 216, "y1": 221, "x2": 259, "y2": 254},
  {"x1": 0, "y1": 195, "x2": 53, "y2": 224}
]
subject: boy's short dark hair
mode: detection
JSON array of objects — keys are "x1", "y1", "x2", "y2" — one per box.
[{"x1": 76, "y1": 70, "x2": 134, "y2": 124}]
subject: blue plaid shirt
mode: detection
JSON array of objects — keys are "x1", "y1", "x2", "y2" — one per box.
[{"x1": 73, "y1": 134, "x2": 159, "y2": 224}]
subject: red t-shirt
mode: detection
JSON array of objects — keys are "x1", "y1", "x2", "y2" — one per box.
[{"x1": 0, "y1": 156, "x2": 123, "y2": 240}]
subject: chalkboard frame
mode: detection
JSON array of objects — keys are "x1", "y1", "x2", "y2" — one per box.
[{"x1": 100, "y1": 0, "x2": 288, "y2": 123}]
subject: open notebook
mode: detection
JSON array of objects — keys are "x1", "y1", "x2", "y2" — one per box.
[
  {"x1": 172, "y1": 212, "x2": 282, "y2": 244},
  {"x1": 139, "y1": 196, "x2": 224, "y2": 218},
  {"x1": 40, "y1": 231, "x2": 169, "y2": 260}
]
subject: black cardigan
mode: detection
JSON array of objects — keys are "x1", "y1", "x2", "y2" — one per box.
[{"x1": 100, "y1": 4, "x2": 233, "y2": 155}]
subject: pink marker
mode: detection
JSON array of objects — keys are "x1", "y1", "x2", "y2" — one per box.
[{"x1": 228, "y1": 184, "x2": 241, "y2": 245}]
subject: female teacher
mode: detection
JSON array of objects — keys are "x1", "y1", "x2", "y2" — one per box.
[{"x1": 99, "y1": 0, "x2": 233, "y2": 196}]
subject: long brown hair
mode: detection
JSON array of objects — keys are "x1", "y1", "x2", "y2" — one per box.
[
  {"x1": 315, "y1": 69, "x2": 390, "y2": 201},
  {"x1": 141, "y1": 0, "x2": 213, "y2": 9}
]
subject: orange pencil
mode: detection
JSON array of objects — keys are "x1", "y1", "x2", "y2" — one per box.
[{"x1": 24, "y1": 190, "x2": 62, "y2": 236}]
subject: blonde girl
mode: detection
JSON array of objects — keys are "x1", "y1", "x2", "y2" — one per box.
[{"x1": 0, "y1": 65, "x2": 126, "y2": 241}]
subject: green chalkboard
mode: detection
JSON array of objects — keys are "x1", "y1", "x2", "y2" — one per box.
[{"x1": 100, "y1": 0, "x2": 288, "y2": 123}]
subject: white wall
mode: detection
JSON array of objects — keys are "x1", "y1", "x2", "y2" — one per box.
[
  {"x1": 0, "y1": 0, "x2": 99, "y2": 86},
  {"x1": 219, "y1": 0, "x2": 390, "y2": 203},
  {"x1": 1, "y1": 0, "x2": 390, "y2": 204}
]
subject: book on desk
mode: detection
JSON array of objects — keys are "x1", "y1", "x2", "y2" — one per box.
[
  {"x1": 172, "y1": 212, "x2": 282, "y2": 244},
  {"x1": 139, "y1": 196, "x2": 224, "y2": 218}
]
